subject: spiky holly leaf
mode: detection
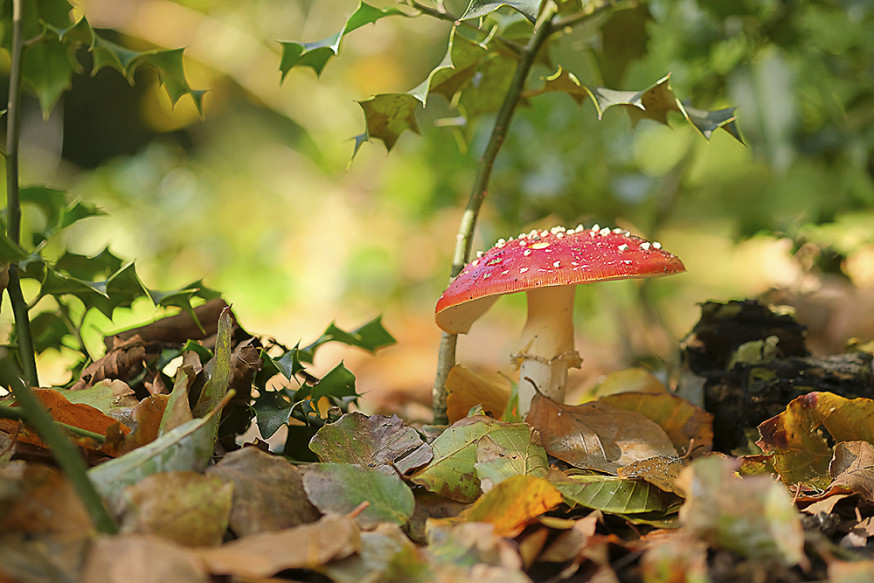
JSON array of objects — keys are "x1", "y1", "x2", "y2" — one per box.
[
  {"x1": 532, "y1": 71, "x2": 743, "y2": 143},
  {"x1": 300, "y1": 316, "x2": 396, "y2": 362},
  {"x1": 253, "y1": 389, "x2": 296, "y2": 439},
  {"x1": 279, "y1": 2, "x2": 409, "y2": 80},
  {"x1": 410, "y1": 29, "x2": 488, "y2": 106},
  {"x1": 460, "y1": 0, "x2": 543, "y2": 22},
  {"x1": 357, "y1": 93, "x2": 421, "y2": 152}
]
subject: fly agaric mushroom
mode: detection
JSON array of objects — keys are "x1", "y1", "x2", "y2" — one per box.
[{"x1": 435, "y1": 225, "x2": 685, "y2": 415}]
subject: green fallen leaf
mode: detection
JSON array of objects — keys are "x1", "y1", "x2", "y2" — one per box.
[
  {"x1": 302, "y1": 463, "x2": 415, "y2": 528},
  {"x1": 411, "y1": 415, "x2": 516, "y2": 503},
  {"x1": 310, "y1": 412, "x2": 427, "y2": 471},
  {"x1": 474, "y1": 424, "x2": 548, "y2": 490},
  {"x1": 550, "y1": 471, "x2": 679, "y2": 516}
]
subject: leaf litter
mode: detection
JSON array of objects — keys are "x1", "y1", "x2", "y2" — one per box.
[{"x1": 5, "y1": 300, "x2": 874, "y2": 581}]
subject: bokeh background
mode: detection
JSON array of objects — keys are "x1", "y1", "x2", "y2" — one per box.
[{"x1": 5, "y1": 0, "x2": 874, "y2": 420}]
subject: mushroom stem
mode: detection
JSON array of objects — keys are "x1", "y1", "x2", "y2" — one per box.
[{"x1": 514, "y1": 285, "x2": 581, "y2": 416}]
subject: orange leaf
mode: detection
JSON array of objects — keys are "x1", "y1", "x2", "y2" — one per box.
[
  {"x1": 446, "y1": 365, "x2": 510, "y2": 423},
  {"x1": 0, "y1": 388, "x2": 130, "y2": 456},
  {"x1": 466, "y1": 475, "x2": 563, "y2": 537}
]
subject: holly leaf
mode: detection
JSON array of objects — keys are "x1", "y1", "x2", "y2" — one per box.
[
  {"x1": 301, "y1": 316, "x2": 396, "y2": 362},
  {"x1": 410, "y1": 29, "x2": 488, "y2": 106},
  {"x1": 460, "y1": 0, "x2": 543, "y2": 23},
  {"x1": 279, "y1": 2, "x2": 409, "y2": 80},
  {"x1": 357, "y1": 93, "x2": 421, "y2": 152},
  {"x1": 252, "y1": 389, "x2": 296, "y2": 440},
  {"x1": 531, "y1": 71, "x2": 744, "y2": 143},
  {"x1": 310, "y1": 362, "x2": 358, "y2": 402}
]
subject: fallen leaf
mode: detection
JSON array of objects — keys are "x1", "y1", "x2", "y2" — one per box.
[
  {"x1": 81, "y1": 534, "x2": 209, "y2": 583},
  {"x1": 427, "y1": 521, "x2": 522, "y2": 570},
  {"x1": 829, "y1": 441, "x2": 874, "y2": 502},
  {"x1": 0, "y1": 534, "x2": 91, "y2": 583},
  {"x1": 118, "y1": 471, "x2": 233, "y2": 547},
  {"x1": 445, "y1": 365, "x2": 510, "y2": 423},
  {"x1": 302, "y1": 463, "x2": 415, "y2": 528},
  {"x1": 617, "y1": 456, "x2": 688, "y2": 497},
  {"x1": 538, "y1": 512, "x2": 601, "y2": 563},
  {"x1": 549, "y1": 469, "x2": 678, "y2": 516},
  {"x1": 318, "y1": 523, "x2": 417, "y2": 583},
  {"x1": 527, "y1": 393, "x2": 677, "y2": 473},
  {"x1": 676, "y1": 455, "x2": 804, "y2": 565},
  {"x1": 466, "y1": 475, "x2": 563, "y2": 537},
  {"x1": 0, "y1": 388, "x2": 131, "y2": 456},
  {"x1": 584, "y1": 368, "x2": 668, "y2": 401},
  {"x1": 757, "y1": 392, "x2": 874, "y2": 489},
  {"x1": 88, "y1": 396, "x2": 229, "y2": 507},
  {"x1": 474, "y1": 424, "x2": 548, "y2": 492},
  {"x1": 639, "y1": 530, "x2": 709, "y2": 583},
  {"x1": 194, "y1": 513, "x2": 360, "y2": 578},
  {"x1": 62, "y1": 379, "x2": 138, "y2": 412},
  {"x1": 598, "y1": 392, "x2": 713, "y2": 456},
  {"x1": 206, "y1": 446, "x2": 319, "y2": 536},
  {"x1": 0, "y1": 461, "x2": 92, "y2": 535},
  {"x1": 120, "y1": 395, "x2": 169, "y2": 453},
  {"x1": 411, "y1": 415, "x2": 517, "y2": 502},
  {"x1": 310, "y1": 411, "x2": 429, "y2": 473}
]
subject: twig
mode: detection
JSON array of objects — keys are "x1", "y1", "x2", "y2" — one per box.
[
  {"x1": 3, "y1": 0, "x2": 117, "y2": 535},
  {"x1": 405, "y1": 0, "x2": 525, "y2": 56},
  {"x1": 4, "y1": 0, "x2": 38, "y2": 388},
  {"x1": 431, "y1": 4, "x2": 558, "y2": 424}
]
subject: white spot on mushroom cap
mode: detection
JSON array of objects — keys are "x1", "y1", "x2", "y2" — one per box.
[
  {"x1": 618, "y1": 244, "x2": 629, "y2": 251},
  {"x1": 640, "y1": 242, "x2": 651, "y2": 251},
  {"x1": 553, "y1": 261, "x2": 561, "y2": 268}
]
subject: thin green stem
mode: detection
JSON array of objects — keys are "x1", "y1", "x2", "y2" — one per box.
[
  {"x1": 3, "y1": 0, "x2": 116, "y2": 534},
  {"x1": 5, "y1": 0, "x2": 38, "y2": 388},
  {"x1": 406, "y1": 0, "x2": 525, "y2": 55},
  {"x1": 431, "y1": 4, "x2": 558, "y2": 424}
]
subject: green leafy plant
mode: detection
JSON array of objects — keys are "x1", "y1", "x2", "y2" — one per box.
[{"x1": 279, "y1": 0, "x2": 743, "y2": 422}]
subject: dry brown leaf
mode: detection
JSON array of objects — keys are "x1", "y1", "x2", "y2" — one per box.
[
  {"x1": 205, "y1": 446, "x2": 319, "y2": 536},
  {"x1": 617, "y1": 456, "x2": 688, "y2": 496},
  {"x1": 830, "y1": 441, "x2": 874, "y2": 502},
  {"x1": 527, "y1": 392, "x2": 677, "y2": 473},
  {"x1": 538, "y1": 512, "x2": 601, "y2": 563},
  {"x1": 105, "y1": 298, "x2": 232, "y2": 349},
  {"x1": 445, "y1": 365, "x2": 510, "y2": 423},
  {"x1": 118, "y1": 471, "x2": 233, "y2": 547},
  {"x1": 72, "y1": 337, "x2": 152, "y2": 392},
  {"x1": 0, "y1": 534, "x2": 90, "y2": 583},
  {"x1": 639, "y1": 530, "x2": 709, "y2": 583},
  {"x1": 194, "y1": 514, "x2": 360, "y2": 578},
  {"x1": 81, "y1": 534, "x2": 209, "y2": 583},
  {"x1": 120, "y1": 395, "x2": 169, "y2": 453},
  {"x1": 0, "y1": 462, "x2": 92, "y2": 536}
]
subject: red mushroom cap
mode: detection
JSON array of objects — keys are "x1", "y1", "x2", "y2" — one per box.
[{"x1": 435, "y1": 225, "x2": 686, "y2": 334}]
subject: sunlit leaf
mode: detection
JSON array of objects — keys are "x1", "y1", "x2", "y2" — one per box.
[
  {"x1": 357, "y1": 93, "x2": 422, "y2": 152},
  {"x1": 460, "y1": 0, "x2": 542, "y2": 22},
  {"x1": 830, "y1": 441, "x2": 874, "y2": 502},
  {"x1": 411, "y1": 415, "x2": 507, "y2": 502},
  {"x1": 466, "y1": 475, "x2": 562, "y2": 536},
  {"x1": 410, "y1": 29, "x2": 487, "y2": 106},
  {"x1": 757, "y1": 392, "x2": 874, "y2": 489},
  {"x1": 445, "y1": 365, "x2": 510, "y2": 423},
  {"x1": 279, "y1": 2, "x2": 409, "y2": 80}
]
